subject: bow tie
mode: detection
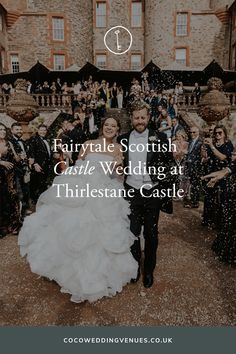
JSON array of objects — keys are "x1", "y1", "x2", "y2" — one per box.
[{"x1": 133, "y1": 130, "x2": 148, "y2": 139}]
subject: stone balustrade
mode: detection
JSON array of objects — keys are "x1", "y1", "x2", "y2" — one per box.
[
  {"x1": 178, "y1": 92, "x2": 236, "y2": 110},
  {"x1": 0, "y1": 93, "x2": 75, "y2": 111},
  {"x1": 32, "y1": 93, "x2": 74, "y2": 109},
  {"x1": 0, "y1": 92, "x2": 236, "y2": 112}
]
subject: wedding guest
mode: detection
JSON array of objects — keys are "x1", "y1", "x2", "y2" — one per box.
[
  {"x1": 99, "y1": 80, "x2": 107, "y2": 104},
  {"x1": 111, "y1": 82, "x2": 118, "y2": 108},
  {"x1": 171, "y1": 117, "x2": 184, "y2": 139},
  {"x1": 172, "y1": 130, "x2": 189, "y2": 200},
  {"x1": 185, "y1": 126, "x2": 202, "y2": 208},
  {"x1": 28, "y1": 125, "x2": 52, "y2": 204},
  {"x1": 10, "y1": 123, "x2": 31, "y2": 219},
  {"x1": 50, "y1": 82, "x2": 57, "y2": 94},
  {"x1": 2, "y1": 83, "x2": 10, "y2": 95},
  {"x1": 87, "y1": 107, "x2": 100, "y2": 140},
  {"x1": 26, "y1": 81, "x2": 32, "y2": 94},
  {"x1": 73, "y1": 81, "x2": 81, "y2": 95},
  {"x1": 42, "y1": 81, "x2": 51, "y2": 94},
  {"x1": 55, "y1": 78, "x2": 62, "y2": 93},
  {"x1": 202, "y1": 161, "x2": 236, "y2": 264},
  {"x1": 192, "y1": 82, "x2": 201, "y2": 104},
  {"x1": 167, "y1": 97, "x2": 178, "y2": 119},
  {"x1": 131, "y1": 80, "x2": 141, "y2": 93},
  {"x1": 105, "y1": 82, "x2": 111, "y2": 108},
  {"x1": 201, "y1": 125, "x2": 234, "y2": 227},
  {"x1": 149, "y1": 90, "x2": 159, "y2": 121},
  {"x1": 158, "y1": 109, "x2": 172, "y2": 139},
  {"x1": 117, "y1": 86, "x2": 124, "y2": 109},
  {"x1": 0, "y1": 123, "x2": 21, "y2": 237},
  {"x1": 142, "y1": 78, "x2": 150, "y2": 92},
  {"x1": 70, "y1": 107, "x2": 90, "y2": 163}
]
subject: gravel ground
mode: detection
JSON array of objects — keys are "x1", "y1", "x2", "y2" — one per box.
[{"x1": 0, "y1": 202, "x2": 235, "y2": 326}]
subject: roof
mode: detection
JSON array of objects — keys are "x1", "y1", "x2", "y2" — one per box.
[
  {"x1": 228, "y1": 0, "x2": 236, "y2": 11},
  {"x1": 65, "y1": 64, "x2": 80, "y2": 71}
]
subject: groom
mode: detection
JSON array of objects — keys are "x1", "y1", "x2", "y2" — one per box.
[{"x1": 118, "y1": 100, "x2": 175, "y2": 288}]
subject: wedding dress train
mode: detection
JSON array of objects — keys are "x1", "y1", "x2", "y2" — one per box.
[{"x1": 18, "y1": 153, "x2": 138, "y2": 303}]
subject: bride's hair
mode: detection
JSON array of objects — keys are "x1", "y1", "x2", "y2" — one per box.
[{"x1": 102, "y1": 116, "x2": 121, "y2": 133}]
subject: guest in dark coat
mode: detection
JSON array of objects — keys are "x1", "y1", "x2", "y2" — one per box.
[
  {"x1": 185, "y1": 126, "x2": 202, "y2": 208},
  {"x1": 99, "y1": 81, "x2": 108, "y2": 103},
  {"x1": 0, "y1": 123, "x2": 21, "y2": 236},
  {"x1": 28, "y1": 124, "x2": 52, "y2": 204},
  {"x1": 10, "y1": 122, "x2": 31, "y2": 218},
  {"x1": 171, "y1": 117, "x2": 184, "y2": 139},
  {"x1": 202, "y1": 161, "x2": 236, "y2": 264}
]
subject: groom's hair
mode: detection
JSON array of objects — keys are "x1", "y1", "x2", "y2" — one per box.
[{"x1": 130, "y1": 99, "x2": 150, "y2": 116}]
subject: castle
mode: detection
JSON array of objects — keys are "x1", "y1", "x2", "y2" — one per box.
[{"x1": 0, "y1": 0, "x2": 235, "y2": 74}]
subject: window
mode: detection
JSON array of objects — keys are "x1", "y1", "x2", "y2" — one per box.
[
  {"x1": 131, "y1": 1, "x2": 142, "y2": 27},
  {"x1": 176, "y1": 13, "x2": 188, "y2": 36},
  {"x1": 232, "y1": 44, "x2": 236, "y2": 70},
  {"x1": 175, "y1": 48, "x2": 187, "y2": 66},
  {"x1": 0, "y1": 51, "x2": 3, "y2": 74},
  {"x1": 96, "y1": 54, "x2": 106, "y2": 68},
  {"x1": 1, "y1": 50, "x2": 5, "y2": 71},
  {"x1": 0, "y1": 14, "x2": 3, "y2": 32},
  {"x1": 96, "y1": 2, "x2": 106, "y2": 28},
  {"x1": 52, "y1": 17, "x2": 64, "y2": 41},
  {"x1": 131, "y1": 54, "x2": 142, "y2": 70},
  {"x1": 11, "y1": 54, "x2": 20, "y2": 73},
  {"x1": 53, "y1": 54, "x2": 65, "y2": 70}
]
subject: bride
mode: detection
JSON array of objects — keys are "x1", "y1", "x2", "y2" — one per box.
[{"x1": 18, "y1": 117, "x2": 138, "y2": 303}]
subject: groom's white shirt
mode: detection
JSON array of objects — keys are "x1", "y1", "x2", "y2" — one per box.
[{"x1": 126, "y1": 129, "x2": 153, "y2": 190}]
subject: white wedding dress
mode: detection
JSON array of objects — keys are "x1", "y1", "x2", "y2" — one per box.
[{"x1": 18, "y1": 153, "x2": 138, "y2": 303}]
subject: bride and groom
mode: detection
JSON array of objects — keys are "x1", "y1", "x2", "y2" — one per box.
[{"x1": 18, "y1": 100, "x2": 174, "y2": 303}]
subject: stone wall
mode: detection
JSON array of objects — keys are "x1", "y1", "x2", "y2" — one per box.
[
  {"x1": 0, "y1": 0, "x2": 27, "y2": 12},
  {"x1": 6, "y1": 0, "x2": 93, "y2": 72},
  {"x1": 93, "y1": 0, "x2": 144, "y2": 71},
  {"x1": 145, "y1": 0, "x2": 230, "y2": 69},
  {"x1": 1, "y1": 0, "x2": 234, "y2": 72},
  {"x1": 210, "y1": 0, "x2": 235, "y2": 10}
]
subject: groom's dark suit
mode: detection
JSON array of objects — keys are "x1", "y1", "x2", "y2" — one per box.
[{"x1": 118, "y1": 129, "x2": 175, "y2": 280}]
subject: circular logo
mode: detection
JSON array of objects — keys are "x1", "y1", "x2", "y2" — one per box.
[{"x1": 104, "y1": 26, "x2": 133, "y2": 55}]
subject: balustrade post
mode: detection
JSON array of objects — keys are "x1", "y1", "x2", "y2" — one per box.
[
  {"x1": 62, "y1": 94, "x2": 66, "y2": 107},
  {"x1": 41, "y1": 95, "x2": 45, "y2": 107},
  {"x1": 58, "y1": 95, "x2": 62, "y2": 107},
  {"x1": 3, "y1": 95, "x2": 7, "y2": 106},
  {"x1": 52, "y1": 95, "x2": 56, "y2": 107},
  {"x1": 34, "y1": 95, "x2": 39, "y2": 105}
]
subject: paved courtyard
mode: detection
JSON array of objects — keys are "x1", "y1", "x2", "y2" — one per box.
[{"x1": 0, "y1": 203, "x2": 235, "y2": 326}]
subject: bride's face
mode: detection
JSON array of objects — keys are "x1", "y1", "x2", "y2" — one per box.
[{"x1": 103, "y1": 118, "x2": 119, "y2": 139}]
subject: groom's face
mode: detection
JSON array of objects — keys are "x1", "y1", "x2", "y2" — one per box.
[{"x1": 132, "y1": 108, "x2": 150, "y2": 133}]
